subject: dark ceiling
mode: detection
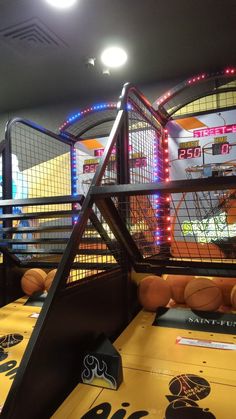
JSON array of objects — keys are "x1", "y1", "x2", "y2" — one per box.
[{"x1": 0, "y1": 0, "x2": 235, "y2": 112}]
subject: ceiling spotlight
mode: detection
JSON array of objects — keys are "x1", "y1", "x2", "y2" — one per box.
[
  {"x1": 85, "y1": 57, "x2": 96, "y2": 68},
  {"x1": 101, "y1": 46, "x2": 127, "y2": 68},
  {"x1": 45, "y1": 0, "x2": 77, "y2": 9},
  {"x1": 102, "y1": 68, "x2": 110, "y2": 76}
]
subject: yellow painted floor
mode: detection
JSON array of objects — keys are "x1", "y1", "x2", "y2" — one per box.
[
  {"x1": 0, "y1": 296, "x2": 235, "y2": 418},
  {"x1": 53, "y1": 309, "x2": 236, "y2": 419},
  {"x1": 0, "y1": 296, "x2": 41, "y2": 412}
]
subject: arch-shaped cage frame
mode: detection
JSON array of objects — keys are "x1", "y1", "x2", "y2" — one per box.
[{"x1": 153, "y1": 68, "x2": 236, "y2": 122}]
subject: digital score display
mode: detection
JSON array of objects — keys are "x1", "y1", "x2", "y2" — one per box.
[
  {"x1": 131, "y1": 157, "x2": 147, "y2": 168},
  {"x1": 107, "y1": 157, "x2": 147, "y2": 171},
  {"x1": 178, "y1": 146, "x2": 201, "y2": 160},
  {"x1": 83, "y1": 163, "x2": 99, "y2": 173},
  {"x1": 83, "y1": 157, "x2": 147, "y2": 173},
  {"x1": 94, "y1": 145, "x2": 132, "y2": 157},
  {"x1": 212, "y1": 142, "x2": 230, "y2": 155},
  {"x1": 94, "y1": 148, "x2": 104, "y2": 157}
]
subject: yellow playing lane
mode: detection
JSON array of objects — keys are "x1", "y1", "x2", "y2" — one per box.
[
  {"x1": 0, "y1": 296, "x2": 41, "y2": 412},
  {"x1": 53, "y1": 309, "x2": 236, "y2": 419}
]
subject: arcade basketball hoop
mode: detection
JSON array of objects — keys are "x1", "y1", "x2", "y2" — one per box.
[
  {"x1": 185, "y1": 162, "x2": 236, "y2": 219},
  {"x1": 186, "y1": 162, "x2": 236, "y2": 178}
]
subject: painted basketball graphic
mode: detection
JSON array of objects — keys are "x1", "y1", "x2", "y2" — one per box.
[
  {"x1": 0, "y1": 349, "x2": 8, "y2": 362},
  {"x1": 0, "y1": 334, "x2": 23, "y2": 349},
  {"x1": 169, "y1": 374, "x2": 211, "y2": 401},
  {"x1": 166, "y1": 374, "x2": 215, "y2": 419},
  {"x1": 165, "y1": 397, "x2": 216, "y2": 419}
]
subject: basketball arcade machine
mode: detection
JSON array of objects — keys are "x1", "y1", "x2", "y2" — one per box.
[
  {"x1": 53, "y1": 69, "x2": 236, "y2": 418},
  {"x1": 59, "y1": 88, "x2": 169, "y2": 263},
  {"x1": 0, "y1": 83, "x2": 167, "y2": 418},
  {"x1": 0, "y1": 69, "x2": 235, "y2": 417},
  {"x1": 154, "y1": 68, "x2": 236, "y2": 269},
  {"x1": 90, "y1": 69, "x2": 236, "y2": 278}
]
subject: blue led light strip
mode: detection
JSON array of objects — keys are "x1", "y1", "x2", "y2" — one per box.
[{"x1": 59, "y1": 102, "x2": 117, "y2": 132}]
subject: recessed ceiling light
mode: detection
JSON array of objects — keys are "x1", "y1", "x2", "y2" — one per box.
[
  {"x1": 101, "y1": 46, "x2": 128, "y2": 68},
  {"x1": 45, "y1": 0, "x2": 77, "y2": 9}
]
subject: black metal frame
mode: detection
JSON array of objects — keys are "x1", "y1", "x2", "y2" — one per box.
[
  {"x1": 91, "y1": 176, "x2": 236, "y2": 277},
  {"x1": 1, "y1": 118, "x2": 75, "y2": 259},
  {"x1": 67, "y1": 117, "x2": 117, "y2": 140},
  {"x1": 154, "y1": 70, "x2": 236, "y2": 121},
  {"x1": 4, "y1": 117, "x2": 74, "y2": 197},
  {"x1": 1, "y1": 118, "x2": 120, "y2": 270},
  {"x1": 0, "y1": 193, "x2": 119, "y2": 270}
]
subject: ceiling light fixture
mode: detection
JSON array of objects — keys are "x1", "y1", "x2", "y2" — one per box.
[
  {"x1": 45, "y1": 0, "x2": 77, "y2": 9},
  {"x1": 101, "y1": 46, "x2": 127, "y2": 68}
]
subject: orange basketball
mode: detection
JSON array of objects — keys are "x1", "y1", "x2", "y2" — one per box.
[
  {"x1": 138, "y1": 275, "x2": 171, "y2": 312},
  {"x1": 21, "y1": 268, "x2": 46, "y2": 296},
  {"x1": 44, "y1": 269, "x2": 57, "y2": 291},
  {"x1": 131, "y1": 269, "x2": 151, "y2": 284},
  {"x1": 184, "y1": 278, "x2": 222, "y2": 311},
  {"x1": 212, "y1": 277, "x2": 236, "y2": 306},
  {"x1": 226, "y1": 204, "x2": 236, "y2": 224},
  {"x1": 231, "y1": 285, "x2": 236, "y2": 309},
  {"x1": 165, "y1": 275, "x2": 194, "y2": 303}
]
